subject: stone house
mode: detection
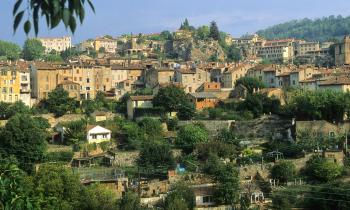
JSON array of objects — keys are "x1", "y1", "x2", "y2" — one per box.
[
  {"x1": 188, "y1": 92, "x2": 219, "y2": 110},
  {"x1": 145, "y1": 67, "x2": 175, "y2": 88},
  {"x1": 318, "y1": 76, "x2": 350, "y2": 92},
  {"x1": 196, "y1": 82, "x2": 221, "y2": 92},
  {"x1": 57, "y1": 79, "x2": 81, "y2": 100},
  {"x1": 126, "y1": 95, "x2": 154, "y2": 119},
  {"x1": 191, "y1": 183, "x2": 216, "y2": 208},
  {"x1": 222, "y1": 64, "x2": 252, "y2": 89},
  {"x1": 175, "y1": 67, "x2": 210, "y2": 93},
  {"x1": 334, "y1": 35, "x2": 350, "y2": 66}
]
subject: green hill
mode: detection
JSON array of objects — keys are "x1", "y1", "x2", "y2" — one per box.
[{"x1": 256, "y1": 15, "x2": 350, "y2": 42}]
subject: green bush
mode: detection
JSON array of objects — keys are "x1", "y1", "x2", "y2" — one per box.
[{"x1": 44, "y1": 151, "x2": 74, "y2": 162}]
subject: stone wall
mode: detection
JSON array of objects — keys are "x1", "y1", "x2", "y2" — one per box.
[{"x1": 178, "y1": 120, "x2": 235, "y2": 137}]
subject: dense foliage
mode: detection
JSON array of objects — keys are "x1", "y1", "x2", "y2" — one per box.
[
  {"x1": 303, "y1": 156, "x2": 343, "y2": 183},
  {"x1": 22, "y1": 39, "x2": 45, "y2": 60},
  {"x1": 0, "y1": 114, "x2": 48, "y2": 173},
  {"x1": 257, "y1": 15, "x2": 350, "y2": 41},
  {"x1": 175, "y1": 124, "x2": 209, "y2": 153},
  {"x1": 235, "y1": 76, "x2": 266, "y2": 94},
  {"x1": 44, "y1": 87, "x2": 76, "y2": 117},
  {"x1": 270, "y1": 161, "x2": 296, "y2": 184},
  {"x1": 0, "y1": 40, "x2": 21, "y2": 60}
]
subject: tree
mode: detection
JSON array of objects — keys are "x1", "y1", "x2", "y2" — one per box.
[
  {"x1": 61, "y1": 47, "x2": 81, "y2": 60},
  {"x1": 176, "y1": 124, "x2": 209, "y2": 153},
  {"x1": 226, "y1": 45, "x2": 242, "y2": 63},
  {"x1": 235, "y1": 77, "x2": 265, "y2": 94},
  {"x1": 153, "y1": 85, "x2": 195, "y2": 120},
  {"x1": 81, "y1": 184, "x2": 118, "y2": 210},
  {"x1": 45, "y1": 86, "x2": 76, "y2": 117},
  {"x1": 138, "y1": 118, "x2": 163, "y2": 139},
  {"x1": 34, "y1": 164, "x2": 84, "y2": 209},
  {"x1": 12, "y1": 0, "x2": 95, "y2": 35},
  {"x1": 119, "y1": 121, "x2": 146, "y2": 150},
  {"x1": 180, "y1": 18, "x2": 194, "y2": 31},
  {"x1": 160, "y1": 30, "x2": 173, "y2": 40},
  {"x1": 63, "y1": 119, "x2": 87, "y2": 146},
  {"x1": 98, "y1": 47, "x2": 106, "y2": 53},
  {"x1": 304, "y1": 156, "x2": 343, "y2": 183},
  {"x1": 214, "y1": 163, "x2": 240, "y2": 205},
  {"x1": 118, "y1": 191, "x2": 141, "y2": 210},
  {"x1": 195, "y1": 26, "x2": 210, "y2": 40},
  {"x1": 209, "y1": 21, "x2": 220, "y2": 41},
  {"x1": 137, "y1": 142, "x2": 175, "y2": 172},
  {"x1": 164, "y1": 183, "x2": 195, "y2": 210},
  {"x1": 22, "y1": 38, "x2": 45, "y2": 60},
  {"x1": 271, "y1": 161, "x2": 296, "y2": 184},
  {"x1": 0, "y1": 40, "x2": 21, "y2": 60},
  {"x1": 0, "y1": 159, "x2": 39, "y2": 210},
  {"x1": 0, "y1": 114, "x2": 47, "y2": 173}
]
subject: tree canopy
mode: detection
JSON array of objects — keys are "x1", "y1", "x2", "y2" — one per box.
[
  {"x1": 0, "y1": 40, "x2": 21, "y2": 61},
  {"x1": 209, "y1": 21, "x2": 220, "y2": 41},
  {"x1": 12, "y1": 0, "x2": 95, "y2": 35},
  {"x1": 0, "y1": 114, "x2": 47, "y2": 173},
  {"x1": 22, "y1": 39, "x2": 45, "y2": 61},
  {"x1": 257, "y1": 15, "x2": 350, "y2": 42},
  {"x1": 176, "y1": 123, "x2": 209, "y2": 153},
  {"x1": 44, "y1": 86, "x2": 76, "y2": 117}
]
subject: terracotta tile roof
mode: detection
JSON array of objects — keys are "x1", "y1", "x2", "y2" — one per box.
[
  {"x1": 318, "y1": 76, "x2": 350, "y2": 86},
  {"x1": 176, "y1": 68, "x2": 196, "y2": 74}
]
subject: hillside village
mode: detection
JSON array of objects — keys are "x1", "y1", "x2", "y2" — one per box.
[{"x1": 2, "y1": 19, "x2": 350, "y2": 210}]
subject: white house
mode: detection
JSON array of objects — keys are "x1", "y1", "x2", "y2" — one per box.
[{"x1": 86, "y1": 125, "x2": 111, "y2": 144}]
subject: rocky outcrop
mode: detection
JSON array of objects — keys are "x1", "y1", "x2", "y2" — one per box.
[{"x1": 171, "y1": 38, "x2": 226, "y2": 61}]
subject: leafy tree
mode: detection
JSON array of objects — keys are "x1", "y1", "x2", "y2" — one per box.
[
  {"x1": 98, "y1": 47, "x2": 106, "y2": 53},
  {"x1": 81, "y1": 99, "x2": 97, "y2": 115},
  {"x1": 12, "y1": 0, "x2": 95, "y2": 35},
  {"x1": 304, "y1": 182, "x2": 350, "y2": 210},
  {"x1": 81, "y1": 184, "x2": 118, "y2": 210},
  {"x1": 197, "y1": 141, "x2": 236, "y2": 161},
  {"x1": 208, "y1": 54, "x2": 219, "y2": 62},
  {"x1": 138, "y1": 118, "x2": 163, "y2": 139},
  {"x1": 271, "y1": 161, "x2": 296, "y2": 184},
  {"x1": 63, "y1": 119, "x2": 87, "y2": 146},
  {"x1": 0, "y1": 101, "x2": 31, "y2": 119},
  {"x1": 209, "y1": 21, "x2": 220, "y2": 41},
  {"x1": 160, "y1": 30, "x2": 173, "y2": 40},
  {"x1": 22, "y1": 38, "x2": 45, "y2": 60},
  {"x1": 0, "y1": 159, "x2": 39, "y2": 210},
  {"x1": 176, "y1": 124, "x2": 209, "y2": 153},
  {"x1": 34, "y1": 164, "x2": 83, "y2": 209},
  {"x1": 137, "y1": 142, "x2": 175, "y2": 172},
  {"x1": 195, "y1": 26, "x2": 210, "y2": 40},
  {"x1": 0, "y1": 40, "x2": 21, "y2": 60},
  {"x1": 237, "y1": 93, "x2": 280, "y2": 118},
  {"x1": 271, "y1": 189, "x2": 298, "y2": 210},
  {"x1": 119, "y1": 121, "x2": 146, "y2": 150},
  {"x1": 235, "y1": 76, "x2": 265, "y2": 94},
  {"x1": 45, "y1": 86, "x2": 76, "y2": 117},
  {"x1": 153, "y1": 85, "x2": 195, "y2": 120},
  {"x1": 0, "y1": 114, "x2": 47, "y2": 173},
  {"x1": 61, "y1": 47, "x2": 81, "y2": 60},
  {"x1": 304, "y1": 156, "x2": 343, "y2": 183},
  {"x1": 44, "y1": 53, "x2": 63, "y2": 62},
  {"x1": 213, "y1": 163, "x2": 240, "y2": 205},
  {"x1": 164, "y1": 183, "x2": 195, "y2": 210},
  {"x1": 226, "y1": 45, "x2": 242, "y2": 63},
  {"x1": 118, "y1": 191, "x2": 141, "y2": 210}
]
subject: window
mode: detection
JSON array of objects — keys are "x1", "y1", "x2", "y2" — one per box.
[
  {"x1": 329, "y1": 131, "x2": 335, "y2": 138},
  {"x1": 102, "y1": 134, "x2": 108, "y2": 138},
  {"x1": 91, "y1": 134, "x2": 97, "y2": 139},
  {"x1": 79, "y1": 77, "x2": 82, "y2": 81},
  {"x1": 86, "y1": 87, "x2": 90, "y2": 90},
  {"x1": 87, "y1": 78, "x2": 90, "y2": 83},
  {"x1": 202, "y1": 196, "x2": 213, "y2": 203}
]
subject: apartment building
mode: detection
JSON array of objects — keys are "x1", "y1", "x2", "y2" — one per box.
[
  {"x1": 94, "y1": 37, "x2": 117, "y2": 53},
  {"x1": 257, "y1": 39, "x2": 295, "y2": 62},
  {"x1": 38, "y1": 36, "x2": 72, "y2": 53},
  {"x1": 0, "y1": 63, "x2": 31, "y2": 106},
  {"x1": 295, "y1": 41, "x2": 320, "y2": 56}
]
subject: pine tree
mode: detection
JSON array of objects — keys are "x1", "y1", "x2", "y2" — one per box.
[{"x1": 209, "y1": 21, "x2": 220, "y2": 41}]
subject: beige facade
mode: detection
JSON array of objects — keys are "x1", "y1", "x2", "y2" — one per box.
[
  {"x1": 175, "y1": 68, "x2": 210, "y2": 93},
  {"x1": 38, "y1": 36, "x2": 72, "y2": 53},
  {"x1": 257, "y1": 39, "x2": 295, "y2": 62},
  {"x1": 335, "y1": 36, "x2": 350, "y2": 66},
  {"x1": 145, "y1": 68, "x2": 174, "y2": 88},
  {"x1": 222, "y1": 64, "x2": 252, "y2": 88},
  {"x1": 94, "y1": 37, "x2": 117, "y2": 53}
]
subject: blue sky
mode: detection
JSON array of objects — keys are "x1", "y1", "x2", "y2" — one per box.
[{"x1": 1, "y1": 0, "x2": 350, "y2": 45}]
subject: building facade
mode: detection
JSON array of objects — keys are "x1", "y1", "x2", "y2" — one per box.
[{"x1": 38, "y1": 36, "x2": 72, "y2": 53}]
